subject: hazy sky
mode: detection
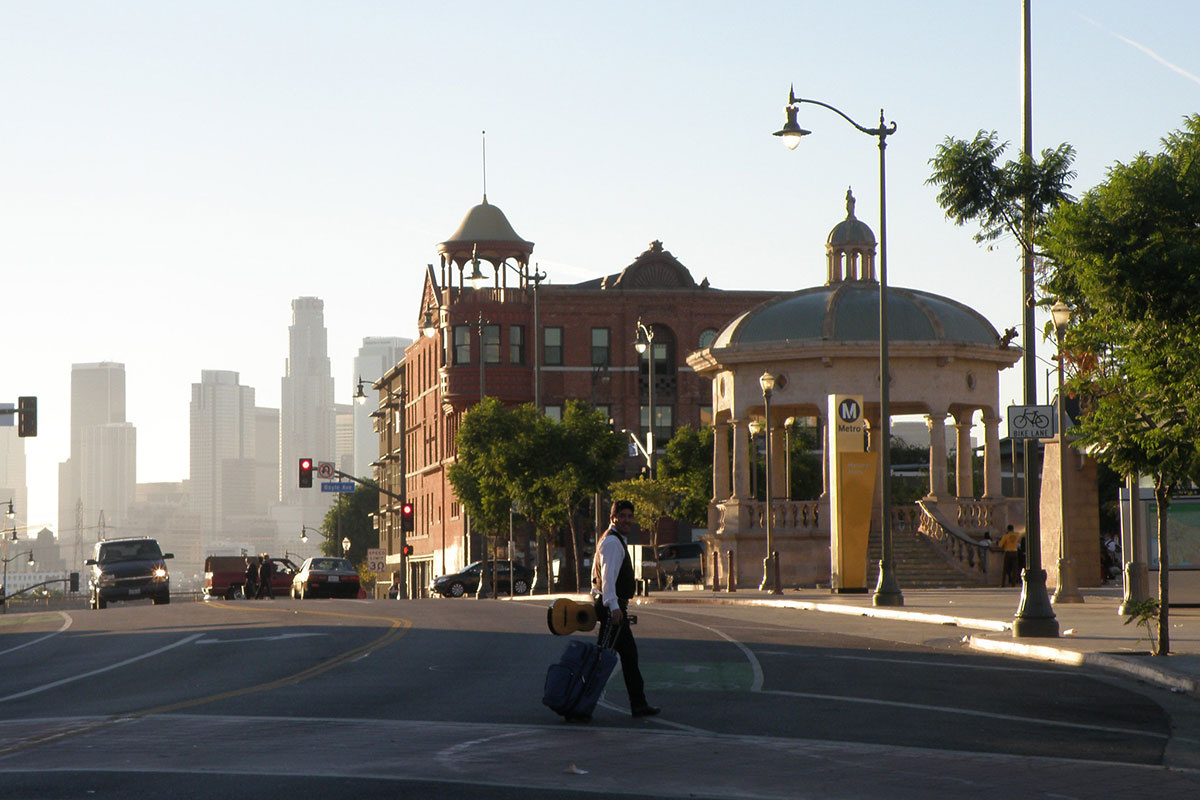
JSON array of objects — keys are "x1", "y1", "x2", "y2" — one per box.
[{"x1": 1, "y1": 1, "x2": 1197, "y2": 532}]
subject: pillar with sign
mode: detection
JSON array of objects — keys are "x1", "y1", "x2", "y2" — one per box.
[{"x1": 828, "y1": 395, "x2": 877, "y2": 593}]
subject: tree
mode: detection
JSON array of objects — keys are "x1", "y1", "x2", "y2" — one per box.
[
  {"x1": 448, "y1": 398, "x2": 623, "y2": 594},
  {"x1": 927, "y1": 130, "x2": 1076, "y2": 257},
  {"x1": 322, "y1": 483, "x2": 380, "y2": 591},
  {"x1": 607, "y1": 477, "x2": 680, "y2": 557},
  {"x1": 1040, "y1": 114, "x2": 1200, "y2": 656},
  {"x1": 552, "y1": 401, "x2": 626, "y2": 591},
  {"x1": 657, "y1": 425, "x2": 713, "y2": 525}
]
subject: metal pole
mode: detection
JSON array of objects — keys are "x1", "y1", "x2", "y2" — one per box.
[
  {"x1": 1013, "y1": 0, "x2": 1059, "y2": 636},
  {"x1": 398, "y1": 385, "x2": 408, "y2": 599},
  {"x1": 648, "y1": 328, "x2": 656, "y2": 479},
  {"x1": 1052, "y1": 327, "x2": 1083, "y2": 603},
  {"x1": 761, "y1": 389, "x2": 773, "y2": 591},
  {"x1": 872, "y1": 112, "x2": 902, "y2": 607}
]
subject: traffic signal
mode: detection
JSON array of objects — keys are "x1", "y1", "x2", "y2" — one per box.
[
  {"x1": 400, "y1": 544, "x2": 413, "y2": 557},
  {"x1": 298, "y1": 458, "x2": 313, "y2": 488},
  {"x1": 69, "y1": 572, "x2": 79, "y2": 593},
  {"x1": 17, "y1": 396, "x2": 36, "y2": 438},
  {"x1": 401, "y1": 502, "x2": 414, "y2": 532}
]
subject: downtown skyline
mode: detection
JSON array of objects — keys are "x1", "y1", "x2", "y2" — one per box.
[{"x1": 1, "y1": 1, "x2": 1197, "y2": 531}]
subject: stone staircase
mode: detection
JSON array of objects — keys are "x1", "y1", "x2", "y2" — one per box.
[{"x1": 867, "y1": 522, "x2": 990, "y2": 589}]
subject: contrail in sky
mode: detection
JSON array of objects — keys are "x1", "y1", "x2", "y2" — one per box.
[{"x1": 1079, "y1": 14, "x2": 1200, "y2": 86}]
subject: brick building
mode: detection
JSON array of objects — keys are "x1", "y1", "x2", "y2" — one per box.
[{"x1": 373, "y1": 196, "x2": 775, "y2": 595}]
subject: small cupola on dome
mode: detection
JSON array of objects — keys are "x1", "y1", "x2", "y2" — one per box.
[
  {"x1": 826, "y1": 188, "x2": 877, "y2": 284},
  {"x1": 438, "y1": 195, "x2": 534, "y2": 269}
]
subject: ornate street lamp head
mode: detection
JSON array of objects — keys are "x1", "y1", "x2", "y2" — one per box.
[
  {"x1": 1050, "y1": 300, "x2": 1072, "y2": 333},
  {"x1": 420, "y1": 307, "x2": 438, "y2": 339},
  {"x1": 760, "y1": 371, "x2": 777, "y2": 397},
  {"x1": 354, "y1": 377, "x2": 367, "y2": 406}
]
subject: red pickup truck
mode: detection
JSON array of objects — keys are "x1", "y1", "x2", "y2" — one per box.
[{"x1": 203, "y1": 555, "x2": 298, "y2": 599}]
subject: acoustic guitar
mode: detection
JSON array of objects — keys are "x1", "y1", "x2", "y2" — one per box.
[{"x1": 546, "y1": 597, "x2": 598, "y2": 636}]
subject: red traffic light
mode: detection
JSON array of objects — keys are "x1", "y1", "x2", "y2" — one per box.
[
  {"x1": 401, "y1": 544, "x2": 413, "y2": 557},
  {"x1": 298, "y1": 458, "x2": 314, "y2": 488},
  {"x1": 401, "y1": 502, "x2": 414, "y2": 532}
]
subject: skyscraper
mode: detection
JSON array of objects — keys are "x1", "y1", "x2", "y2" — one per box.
[
  {"x1": 352, "y1": 336, "x2": 410, "y2": 478},
  {"x1": 59, "y1": 362, "x2": 135, "y2": 537},
  {"x1": 189, "y1": 370, "x2": 256, "y2": 539},
  {"x1": 280, "y1": 297, "x2": 335, "y2": 514},
  {"x1": 0, "y1": 416, "x2": 28, "y2": 532}
]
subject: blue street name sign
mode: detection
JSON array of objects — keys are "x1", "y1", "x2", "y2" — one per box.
[{"x1": 321, "y1": 481, "x2": 356, "y2": 493}]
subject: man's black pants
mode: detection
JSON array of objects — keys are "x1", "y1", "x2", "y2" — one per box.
[{"x1": 595, "y1": 600, "x2": 647, "y2": 709}]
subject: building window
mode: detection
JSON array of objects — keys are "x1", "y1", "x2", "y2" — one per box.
[
  {"x1": 545, "y1": 405, "x2": 562, "y2": 422},
  {"x1": 510, "y1": 325, "x2": 525, "y2": 365},
  {"x1": 453, "y1": 326, "x2": 471, "y2": 365},
  {"x1": 483, "y1": 324, "x2": 501, "y2": 364},
  {"x1": 544, "y1": 327, "x2": 563, "y2": 366},
  {"x1": 591, "y1": 328, "x2": 610, "y2": 366},
  {"x1": 698, "y1": 328, "x2": 718, "y2": 349},
  {"x1": 700, "y1": 405, "x2": 713, "y2": 426},
  {"x1": 640, "y1": 404, "x2": 673, "y2": 443}
]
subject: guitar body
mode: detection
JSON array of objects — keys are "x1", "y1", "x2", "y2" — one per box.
[{"x1": 547, "y1": 597, "x2": 598, "y2": 635}]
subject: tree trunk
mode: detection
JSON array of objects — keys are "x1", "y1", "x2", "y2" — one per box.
[
  {"x1": 1155, "y1": 478, "x2": 1171, "y2": 656},
  {"x1": 562, "y1": 515, "x2": 580, "y2": 593},
  {"x1": 533, "y1": 531, "x2": 551, "y2": 594}
]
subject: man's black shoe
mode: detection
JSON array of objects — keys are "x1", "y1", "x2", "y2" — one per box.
[{"x1": 631, "y1": 704, "x2": 661, "y2": 718}]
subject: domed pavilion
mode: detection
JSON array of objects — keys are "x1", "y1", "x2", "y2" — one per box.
[{"x1": 687, "y1": 190, "x2": 1021, "y2": 589}]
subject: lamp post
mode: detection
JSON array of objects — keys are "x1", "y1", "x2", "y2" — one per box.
[
  {"x1": 783, "y1": 417, "x2": 796, "y2": 500},
  {"x1": 341, "y1": 536, "x2": 351, "y2": 558},
  {"x1": 760, "y1": 372, "x2": 782, "y2": 594},
  {"x1": 1, "y1": 549, "x2": 34, "y2": 615},
  {"x1": 1050, "y1": 301, "x2": 1083, "y2": 604},
  {"x1": 634, "y1": 318, "x2": 656, "y2": 479},
  {"x1": 775, "y1": 86, "x2": 902, "y2": 607}
]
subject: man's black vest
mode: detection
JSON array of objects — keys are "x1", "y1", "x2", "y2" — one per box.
[{"x1": 604, "y1": 528, "x2": 636, "y2": 602}]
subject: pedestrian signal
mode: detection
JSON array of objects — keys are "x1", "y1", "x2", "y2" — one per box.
[
  {"x1": 298, "y1": 458, "x2": 313, "y2": 488},
  {"x1": 401, "y1": 502, "x2": 414, "y2": 532}
]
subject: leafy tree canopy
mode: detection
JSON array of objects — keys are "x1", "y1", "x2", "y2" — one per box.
[
  {"x1": 927, "y1": 130, "x2": 1076, "y2": 255},
  {"x1": 657, "y1": 424, "x2": 713, "y2": 525},
  {"x1": 321, "y1": 483, "x2": 380, "y2": 565}
]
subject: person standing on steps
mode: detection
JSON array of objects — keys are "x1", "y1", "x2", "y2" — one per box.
[{"x1": 592, "y1": 499, "x2": 661, "y2": 718}]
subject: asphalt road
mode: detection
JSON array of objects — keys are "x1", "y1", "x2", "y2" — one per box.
[{"x1": 1, "y1": 596, "x2": 1197, "y2": 799}]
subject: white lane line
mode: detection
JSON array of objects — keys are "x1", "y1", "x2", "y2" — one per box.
[
  {"x1": 0, "y1": 633, "x2": 203, "y2": 704},
  {"x1": 761, "y1": 687, "x2": 1168, "y2": 739},
  {"x1": 0, "y1": 611, "x2": 72, "y2": 656},
  {"x1": 756, "y1": 651, "x2": 1069, "y2": 675}
]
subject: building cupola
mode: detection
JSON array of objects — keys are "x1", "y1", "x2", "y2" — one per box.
[{"x1": 825, "y1": 188, "x2": 877, "y2": 284}]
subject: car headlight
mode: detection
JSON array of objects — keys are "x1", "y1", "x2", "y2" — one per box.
[
  {"x1": 154, "y1": 567, "x2": 168, "y2": 579},
  {"x1": 97, "y1": 573, "x2": 117, "y2": 587}
]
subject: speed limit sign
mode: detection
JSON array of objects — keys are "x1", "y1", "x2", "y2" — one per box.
[{"x1": 317, "y1": 461, "x2": 335, "y2": 479}]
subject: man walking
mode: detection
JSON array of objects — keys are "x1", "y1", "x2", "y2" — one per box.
[
  {"x1": 998, "y1": 525, "x2": 1022, "y2": 587},
  {"x1": 592, "y1": 499, "x2": 660, "y2": 718},
  {"x1": 256, "y1": 553, "x2": 275, "y2": 599}
]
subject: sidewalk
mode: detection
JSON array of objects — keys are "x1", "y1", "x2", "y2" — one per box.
[{"x1": 622, "y1": 584, "x2": 1200, "y2": 697}]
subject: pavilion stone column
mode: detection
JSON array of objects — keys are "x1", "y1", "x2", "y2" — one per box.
[
  {"x1": 981, "y1": 414, "x2": 1002, "y2": 499},
  {"x1": 713, "y1": 421, "x2": 731, "y2": 502},
  {"x1": 954, "y1": 413, "x2": 975, "y2": 499},
  {"x1": 769, "y1": 424, "x2": 787, "y2": 498},
  {"x1": 926, "y1": 412, "x2": 948, "y2": 500},
  {"x1": 731, "y1": 418, "x2": 751, "y2": 500},
  {"x1": 818, "y1": 413, "x2": 829, "y2": 498}
]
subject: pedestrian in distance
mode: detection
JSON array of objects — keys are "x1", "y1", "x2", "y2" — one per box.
[
  {"x1": 256, "y1": 554, "x2": 274, "y2": 599},
  {"x1": 387, "y1": 573, "x2": 400, "y2": 599},
  {"x1": 591, "y1": 499, "x2": 660, "y2": 719},
  {"x1": 998, "y1": 525, "x2": 1022, "y2": 587},
  {"x1": 242, "y1": 556, "x2": 258, "y2": 600}
]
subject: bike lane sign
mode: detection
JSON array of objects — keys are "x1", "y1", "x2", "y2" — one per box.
[{"x1": 1007, "y1": 404, "x2": 1055, "y2": 439}]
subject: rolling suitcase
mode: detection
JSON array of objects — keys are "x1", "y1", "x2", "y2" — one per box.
[{"x1": 542, "y1": 625, "x2": 618, "y2": 721}]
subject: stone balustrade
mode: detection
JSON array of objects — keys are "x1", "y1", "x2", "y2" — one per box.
[{"x1": 917, "y1": 500, "x2": 1002, "y2": 584}]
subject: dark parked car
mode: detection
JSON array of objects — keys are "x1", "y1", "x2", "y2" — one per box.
[
  {"x1": 291, "y1": 557, "x2": 361, "y2": 599},
  {"x1": 431, "y1": 561, "x2": 534, "y2": 598},
  {"x1": 85, "y1": 537, "x2": 173, "y2": 609},
  {"x1": 657, "y1": 542, "x2": 705, "y2": 587}
]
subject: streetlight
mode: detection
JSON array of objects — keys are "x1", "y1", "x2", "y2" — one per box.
[
  {"x1": 359, "y1": 377, "x2": 410, "y2": 598},
  {"x1": 4, "y1": 499, "x2": 13, "y2": 521},
  {"x1": 634, "y1": 318, "x2": 657, "y2": 479},
  {"x1": 300, "y1": 525, "x2": 322, "y2": 545},
  {"x1": 422, "y1": 305, "x2": 490, "y2": 401},
  {"x1": 760, "y1": 372, "x2": 782, "y2": 594},
  {"x1": 341, "y1": 536, "x2": 351, "y2": 558},
  {"x1": 1, "y1": 550, "x2": 34, "y2": 615},
  {"x1": 774, "y1": 85, "x2": 903, "y2": 607},
  {"x1": 1051, "y1": 300, "x2": 1083, "y2": 604}
]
